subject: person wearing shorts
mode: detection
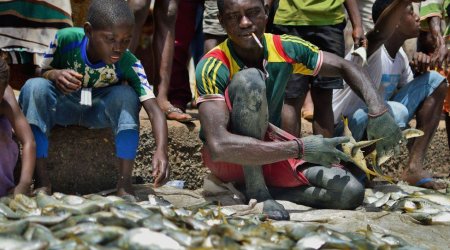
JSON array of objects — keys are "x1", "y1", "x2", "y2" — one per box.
[
  {"x1": 271, "y1": 0, "x2": 366, "y2": 138},
  {"x1": 195, "y1": 0, "x2": 403, "y2": 221}
]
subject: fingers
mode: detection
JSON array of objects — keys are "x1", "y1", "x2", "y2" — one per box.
[
  {"x1": 152, "y1": 160, "x2": 169, "y2": 187},
  {"x1": 334, "y1": 149, "x2": 353, "y2": 163},
  {"x1": 56, "y1": 70, "x2": 82, "y2": 94},
  {"x1": 329, "y1": 136, "x2": 350, "y2": 145}
]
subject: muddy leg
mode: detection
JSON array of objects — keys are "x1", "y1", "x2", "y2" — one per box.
[
  {"x1": 270, "y1": 166, "x2": 364, "y2": 209},
  {"x1": 228, "y1": 68, "x2": 289, "y2": 220}
]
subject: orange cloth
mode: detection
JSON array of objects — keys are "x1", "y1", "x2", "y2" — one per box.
[{"x1": 438, "y1": 70, "x2": 450, "y2": 113}]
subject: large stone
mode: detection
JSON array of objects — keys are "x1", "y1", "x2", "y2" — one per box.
[
  {"x1": 45, "y1": 118, "x2": 209, "y2": 194},
  {"x1": 47, "y1": 126, "x2": 118, "y2": 194}
]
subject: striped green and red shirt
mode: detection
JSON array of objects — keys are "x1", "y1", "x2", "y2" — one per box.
[{"x1": 195, "y1": 33, "x2": 322, "y2": 126}]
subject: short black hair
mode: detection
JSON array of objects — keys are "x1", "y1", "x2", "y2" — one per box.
[
  {"x1": 86, "y1": 0, "x2": 135, "y2": 30},
  {"x1": 217, "y1": 0, "x2": 265, "y2": 16},
  {"x1": 372, "y1": 0, "x2": 394, "y2": 23}
]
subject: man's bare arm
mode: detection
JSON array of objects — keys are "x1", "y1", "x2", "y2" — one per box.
[{"x1": 318, "y1": 51, "x2": 386, "y2": 114}]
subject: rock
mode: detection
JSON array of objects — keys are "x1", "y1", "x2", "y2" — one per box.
[{"x1": 47, "y1": 126, "x2": 118, "y2": 194}]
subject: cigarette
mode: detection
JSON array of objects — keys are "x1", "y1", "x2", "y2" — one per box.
[{"x1": 251, "y1": 33, "x2": 263, "y2": 48}]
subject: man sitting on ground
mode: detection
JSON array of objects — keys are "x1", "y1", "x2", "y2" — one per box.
[{"x1": 195, "y1": 0, "x2": 404, "y2": 220}]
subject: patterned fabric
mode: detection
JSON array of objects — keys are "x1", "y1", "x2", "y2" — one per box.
[
  {"x1": 41, "y1": 27, "x2": 155, "y2": 102},
  {"x1": 274, "y1": 0, "x2": 346, "y2": 26},
  {"x1": 0, "y1": 0, "x2": 72, "y2": 64},
  {"x1": 195, "y1": 33, "x2": 322, "y2": 126},
  {"x1": 0, "y1": 116, "x2": 18, "y2": 197}
]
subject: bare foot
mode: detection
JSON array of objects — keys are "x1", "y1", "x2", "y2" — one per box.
[
  {"x1": 263, "y1": 199, "x2": 290, "y2": 220},
  {"x1": 402, "y1": 169, "x2": 447, "y2": 190}
]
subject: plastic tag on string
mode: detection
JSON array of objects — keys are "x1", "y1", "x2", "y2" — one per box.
[{"x1": 80, "y1": 88, "x2": 92, "y2": 106}]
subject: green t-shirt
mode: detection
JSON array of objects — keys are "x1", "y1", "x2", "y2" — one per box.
[
  {"x1": 274, "y1": 0, "x2": 346, "y2": 26},
  {"x1": 195, "y1": 33, "x2": 322, "y2": 127},
  {"x1": 41, "y1": 27, "x2": 155, "y2": 102}
]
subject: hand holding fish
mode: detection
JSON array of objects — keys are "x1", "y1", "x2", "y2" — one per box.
[
  {"x1": 366, "y1": 110, "x2": 403, "y2": 164},
  {"x1": 299, "y1": 135, "x2": 352, "y2": 167}
]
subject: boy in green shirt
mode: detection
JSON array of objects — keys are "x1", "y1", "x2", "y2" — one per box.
[{"x1": 19, "y1": 0, "x2": 169, "y2": 197}]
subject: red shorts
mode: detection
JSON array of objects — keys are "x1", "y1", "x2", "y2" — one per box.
[{"x1": 201, "y1": 124, "x2": 310, "y2": 188}]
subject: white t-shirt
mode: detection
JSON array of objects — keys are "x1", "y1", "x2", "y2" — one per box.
[{"x1": 332, "y1": 45, "x2": 413, "y2": 124}]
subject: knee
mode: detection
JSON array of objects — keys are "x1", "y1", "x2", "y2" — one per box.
[
  {"x1": 387, "y1": 101, "x2": 409, "y2": 128},
  {"x1": 127, "y1": 0, "x2": 149, "y2": 13},
  {"x1": 229, "y1": 68, "x2": 266, "y2": 95},
  {"x1": 113, "y1": 85, "x2": 139, "y2": 102},
  {"x1": 20, "y1": 78, "x2": 52, "y2": 101},
  {"x1": 337, "y1": 178, "x2": 364, "y2": 209}
]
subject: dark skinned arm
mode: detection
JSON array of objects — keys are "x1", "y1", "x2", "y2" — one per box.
[
  {"x1": 318, "y1": 51, "x2": 386, "y2": 114},
  {"x1": 2, "y1": 86, "x2": 36, "y2": 195},
  {"x1": 142, "y1": 98, "x2": 169, "y2": 187},
  {"x1": 366, "y1": 0, "x2": 415, "y2": 57},
  {"x1": 199, "y1": 100, "x2": 299, "y2": 165},
  {"x1": 427, "y1": 15, "x2": 447, "y2": 68},
  {"x1": 344, "y1": 0, "x2": 367, "y2": 48}
]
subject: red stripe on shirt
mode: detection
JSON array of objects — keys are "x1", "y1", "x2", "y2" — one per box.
[
  {"x1": 203, "y1": 48, "x2": 231, "y2": 70},
  {"x1": 273, "y1": 34, "x2": 294, "y2": 64}
]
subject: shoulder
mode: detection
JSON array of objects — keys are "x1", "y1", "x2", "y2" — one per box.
[
  {"x1": 56, "y1": 27, "x2": 85, "y2": 42},
  {"x1": 118, "y1": 50, "x2": 139, "y2": 68}
]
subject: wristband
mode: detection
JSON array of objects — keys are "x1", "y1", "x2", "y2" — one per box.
[
  {"x1": 368, "y1": 106, "x2": 389, "y2": 118},
  {"x1": 293, "y1": 138, "x2": 304, "y2": 159}
]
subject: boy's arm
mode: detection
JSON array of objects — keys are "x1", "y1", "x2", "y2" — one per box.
[
  {"x1": 344, "y1": 0, "x2": 367, "y2": 48},
  {"x1": 366, "y1": 0, "x2": 417, "y2": 57},
  {"x1": 3, "y1": 86, "x2": 35, "y2": 195},
  {"x1": 141, "y1": 98, "x2": 169, "y2": 187}
]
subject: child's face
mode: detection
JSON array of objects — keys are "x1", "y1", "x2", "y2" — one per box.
[
  {"x1": 85, "y1": 23, "x2": 134, "y2": 64},
  {"x1": 398, "y1": 5, "x2": 420, "y2": 39}
]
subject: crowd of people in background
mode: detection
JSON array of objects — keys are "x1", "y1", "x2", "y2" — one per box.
[{"x1": 0, "y1": 0, "x2": 449, "y2": 220}]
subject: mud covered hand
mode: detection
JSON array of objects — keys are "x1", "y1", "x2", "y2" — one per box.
[
  {"x1": 367, "y1": 111, "x2": 403, "y2": 162},
  {"x1": 300, "y1": 135, "x2": 352, "y2": 167},
  {"x1": 152, "y1": 149, "x2": 169, "y2": 187},
  {"x1": 12, "y1": 181, "x2": 31, "y2": 196}
]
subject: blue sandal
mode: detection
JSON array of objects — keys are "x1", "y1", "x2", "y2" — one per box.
[{"x1": 415, "y1": 177, "x2": 435, "y2": 187}]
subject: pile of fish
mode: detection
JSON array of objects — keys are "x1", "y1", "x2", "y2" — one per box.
[
  {"x1": 0, "y1": 192, "x2": 423, "y2": 249},
  {"x1": 365, "y1": 188, "x2": 450, "y2": 225}
]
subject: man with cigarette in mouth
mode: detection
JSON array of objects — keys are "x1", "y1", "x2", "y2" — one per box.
[{"x1": 195, "y1": 0, "x2": 403, "y2": 220}]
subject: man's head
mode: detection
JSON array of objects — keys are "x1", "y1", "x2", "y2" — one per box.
[
  {"x1": 218, "y1": 0, "x2": 268, "y2": 50},
  {"x1": 373, "y1": 0, "x2": 420, "y2": 39},
  {"x1": 0, "y1": 57, "x2": 9, "y2": 102},
  {"x1": 84, "y1": 0, "x2": 135, "y2": 64}
]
